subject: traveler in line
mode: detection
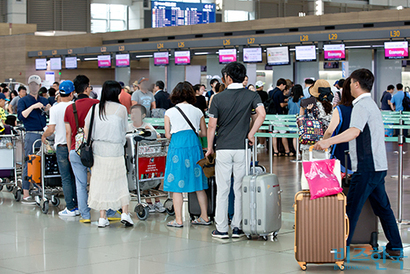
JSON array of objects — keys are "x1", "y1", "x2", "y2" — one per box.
[
  {"x1": 390, "y1": 83, "x2": 407, "y2": 111},
  {"x1": 381, "y1": 85, "x2": 394, "y2": 111},
  {"x1": 131, "y1": 78, "x2": 156, "y2": 117},
  {"x1": 206, "y1": 78, "x2": 219, "y2": 107},
  {"x1": 64, "y1": 75, "x2": 120, "y2": 223},
  {"x1": 206, "y1": 62, "x2": 266, "y2": 239},
  {"x1": 332, "y1": 78, "x2": 345, "y2": 107},
  {"x1": 323, "y1": 78, "x2": 353, "y2": 173},
  {"x1": 193, "y1": 84, "x2": 207, "y2": 115},
  {"x1": 17, "y1": 75, "x2": 51, "y2": 204},
  {"x1": 315, "y1": 69, "x2": 403, "y2": 260},
  {"x1": 242, "y1": 75, "x2": 248, "y2": 88},
  {"x1": 269, "y1": 78, "x2": 291, "y2": 156},
  {"x1": 287, "y1": 84, "x2": 305, "y2": 153},
  {"x1": 85, "y1": 81, "x2": 134, "y2": 228},
  {"x1": 154, "y1": 80, "x2": 172, "y2": 110},
  {"x1": 42, "y1": 81, "x2": 78, "y2": 217},
  {"x1": 8, "y1": 86, "x2": 27, "y2": 114},
  {"x1": 163, "y1": 82, "x2": 209, "y2": 227},
  {"x1": 302, "y1": 78, "x2": 314, "y2": 98}
]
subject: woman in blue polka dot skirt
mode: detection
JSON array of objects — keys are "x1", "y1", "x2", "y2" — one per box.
[{"x1": 164, "y1": 82, "x2": 210, "y2": 227}]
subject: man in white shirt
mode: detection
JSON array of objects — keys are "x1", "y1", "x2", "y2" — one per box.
[{"x1": 42, "y1": 80, "x2": 78, "y2": 217}]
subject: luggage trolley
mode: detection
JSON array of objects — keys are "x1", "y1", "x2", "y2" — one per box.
[
  {"x1": 0, "y1": 129, "x2": 19, "y2": 195},
  {"x1": 29, "y1": 139, "x2": 63, "y2": 214},
  {"x1": 125, "y1": 132, "x2": 174, "y2": 220}
]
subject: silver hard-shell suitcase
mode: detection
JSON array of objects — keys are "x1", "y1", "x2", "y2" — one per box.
[{"x1": 242, "y1": 140, "x2": 282, "y2": 240}]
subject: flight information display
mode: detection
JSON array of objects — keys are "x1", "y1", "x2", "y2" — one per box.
[{"x1": 152, "y1": 1, "x2": 215, "y2": 28}]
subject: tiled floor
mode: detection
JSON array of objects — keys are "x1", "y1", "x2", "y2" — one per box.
[{"x1": 1, "y1": 142, "x2": 410, "y2": 273}]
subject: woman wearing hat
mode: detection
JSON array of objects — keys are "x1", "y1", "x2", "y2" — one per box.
[{"x1": 300, "y1": 79, "x2": 334, "y2": 160}]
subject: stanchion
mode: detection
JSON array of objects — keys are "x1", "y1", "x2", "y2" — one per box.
[
  {"x1": 396, "y1": 119, "x2": 410, "y2": 224},
  {"x1": 269, "y1": 125, "x2": 273, "y2": 173}
]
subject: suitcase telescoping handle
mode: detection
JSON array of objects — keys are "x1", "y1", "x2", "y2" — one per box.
[
  {"x1": 344, "y1": 150, "x2": 349, "y2": 185},
  {"x1": 308, "y1": 145, "x2": 329, "y2": 161},
  {"x1": 245, "y1": 139, "x2": 256, "y2": 176}
]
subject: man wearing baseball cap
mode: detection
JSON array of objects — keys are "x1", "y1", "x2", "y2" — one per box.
[
  {"x1": 17, "y1": 75, "x2": 51, "y2": 204},
  {"x1": 255, "y1": 81, "x2": 268, "y2": 103},
  {"x1": 42, "y1": 81, "x2": 78, "y2": 217}
]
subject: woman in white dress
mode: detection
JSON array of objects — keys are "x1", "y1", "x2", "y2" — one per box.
[{"x1": 85, "y1": 81, "x2": 134, "y2": 228}]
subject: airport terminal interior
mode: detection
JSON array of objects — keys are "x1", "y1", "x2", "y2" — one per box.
[{"x1": 3, "y1": 0, "x2": 410, "y2": 273}]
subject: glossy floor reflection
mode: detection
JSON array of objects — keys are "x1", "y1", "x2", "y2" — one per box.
[{"x1": 1, "y1": 142, "x2": 410, "y2": 273}]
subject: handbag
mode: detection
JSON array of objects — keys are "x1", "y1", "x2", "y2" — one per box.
[
  {"x1": 73, "y1": 102, "x2": 85, "y2": 155},
  {"x1": 174, "y1": 105, "x2": 198, "y2": 137},
  {"x1": 197, "y1": 153, "x2": 216, "y2": 178},
  {"x1": 297, "y1": 114, "x2": 324, "y2": 145},
  {"x1": 79, "y1": 104, "x2": 96, "y2": 168},
  {"x1": 301, "y1": 146, "x2": 342, "y2": 190}
]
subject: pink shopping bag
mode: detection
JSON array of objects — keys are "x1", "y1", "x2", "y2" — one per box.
[{"x1": 302, "y1": 159, "x2": 343, "y2": 200}]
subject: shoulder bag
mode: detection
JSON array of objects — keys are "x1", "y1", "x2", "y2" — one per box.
[
  {"x1": 174, "y1": 105, "x2": 198, "y2": 137},
  {"x1": 79, "y1": 104, "x2": 96, "y2": 168}
]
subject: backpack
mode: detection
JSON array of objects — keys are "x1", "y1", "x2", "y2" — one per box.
[
  {"x1": 73, "y1": 102, "x2": 86, "y2": 155},
  {"x1": 264, "y1": 89, "x2": 279, "y2": 114},
  {"x1": 403, "y1": 92, "x2": 410, "y2": 111}
]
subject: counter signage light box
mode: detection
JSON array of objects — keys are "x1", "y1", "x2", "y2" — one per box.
[
  {"x1": 50, "y1": 57, "x2": 62, "y2": 70},
  {"x1": 154, "y1": 52, "x2": 169, "y2": 66},
  {"x1": 324, "y1": 44, "x2": 346, "y2": 61},
  {"x1": 219, "y1": 49, "x2": 237, "y2": 64},
  {"x1": 98, "y1": 55, "x2": 111, "y2": 68},
  {"x1": 243, "y1": 47, "x2": 262, "y2": 63},
  {"x1": 36, "y1": 59, "x2": 47, "y2": 70},
  {"x1": 267, "y1": 47, "x2": 290, "y2": 66},
  {"x1": 295, "y1": 45, "x2": 317, "y2": 62},
  {"x1": 65, "y1": 57, "x2": 77, "y2": 69},
  {"x1": 384, "y1": 41, "x2": 409, "y2": 59},
  {"x1": 174, "y1": 51, "x2": 191, "y2": 65},
  {"x1": 116, "y1": 54, "x2": 130, "y2": 67}
]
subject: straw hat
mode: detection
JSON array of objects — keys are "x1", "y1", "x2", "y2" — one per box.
[{"x1": 309, "y1": 79, "x2": 331, "y2": 98}]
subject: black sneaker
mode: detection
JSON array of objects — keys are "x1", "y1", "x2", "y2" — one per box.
[
  {"x1": 232, "y1": 227, "x2": 245, "y2": 238},
  {"x1": 211, "y1": 229, "x2": 229, "y2": 239}
]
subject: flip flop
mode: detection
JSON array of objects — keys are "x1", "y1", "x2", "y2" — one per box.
[
  {"x1": 191, "y1": 217, "x2": 212, "y2": 226},
  {"x1": 167, "y1": 220, "x2": 183, "y2": 228}
]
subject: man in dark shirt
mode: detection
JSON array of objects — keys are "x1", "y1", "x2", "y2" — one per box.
[
  {"x1": 269, "y1": 78, "x2": 290, "y2": 155},
  {"x1": 381, "y1": 84, "x2": 394, "y2": 111},
  {"x1": 154, "y1": 80, "x2": 172, "y2": 110},
  {"x1": 206, "y1": 62, "x2": 266, "y2": 239},
  {"x1": 17, "y1": 75, "x2": 51, "y2": 204},
  {"x1": 255, "y1": 81, "x2": 268, "y2": 103}
]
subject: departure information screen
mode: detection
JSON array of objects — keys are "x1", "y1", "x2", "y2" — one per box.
[{"x1": 152, "y1": 1, "x2": 215, "y2": 28}]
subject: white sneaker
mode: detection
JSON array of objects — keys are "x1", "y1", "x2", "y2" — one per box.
[
  {"x1": 21, "y1": 196, "x2": 36, "y2": 205},
  {"x1": 148, "y1": 203, "x2": 156, "y2": 213},
  {"x1": 121, "y1": 213, "x2": 134, "y2": 227},
  {"x1": 75, "y1": 208, "x2": 80, "y2": 216},
  {"x1": 58, "y1": 207, "x2": 76, "y2": 217},
  {"x1": 257, "y1": 144, "x2": 265, "y2": 149},
  {"x1": 154, "y1": 202, "x2": 166, "y2": 213},
  {"x1": 98, "y1": 218, "x2": 110, "y2": 228}
]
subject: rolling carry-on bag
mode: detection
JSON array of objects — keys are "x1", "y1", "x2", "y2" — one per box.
[
  {"x1": 342, "y1": 150, "x2": 378, "y2": 249},
  {"x1": 294, "y1": 191, "x2": 349, "y2": 270},
  {"x1": 188, "y1": 176, "x2": 216, "y2": 221},
  {"x1": 242, "y1": 140, "x2": 282, "y2": 240}
]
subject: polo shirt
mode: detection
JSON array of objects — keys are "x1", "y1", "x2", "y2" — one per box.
[
  {"x1": 349, "y1": 93, "x2": 387, "y2": 172},
  {"x1": 17, "y1": 94, "x2": 49, "y2": 131},
  {"x1": 64, "y1": 94, "x2": 99, "y2": 151},
  {"x1": 391, "y1": 90, "x2": 409, "y2": 111}
]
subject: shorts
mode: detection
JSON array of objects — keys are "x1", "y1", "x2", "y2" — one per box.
[{"x1": 272, "y1": 123, "x2": 287, "y2": 134}]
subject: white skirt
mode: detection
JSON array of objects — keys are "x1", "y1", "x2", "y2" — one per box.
[{"x1": 88, "y1": 154, "x2": 130, "y2": 211}]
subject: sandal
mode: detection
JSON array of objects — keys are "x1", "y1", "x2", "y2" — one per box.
[
  {"x1": 167, "y1": 220, "x2": 183, "y2": 228},
  {"x1": 273, "y1": 152, "x2": 280, "y2": 157},
  {"x1": 191, "y1": 217, "x2": 212, "y2": 226}
]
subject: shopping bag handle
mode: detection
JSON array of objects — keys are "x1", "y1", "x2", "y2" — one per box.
[{"x1": 309, "y1": 145, "x2": 329, "y2": 160}]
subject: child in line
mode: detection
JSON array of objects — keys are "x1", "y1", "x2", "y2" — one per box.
[{"x1": 129, "y1": 104, "x2": 166, "y2": 213}]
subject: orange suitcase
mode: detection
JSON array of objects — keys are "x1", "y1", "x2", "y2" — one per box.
[
  {"x1": 27, "y1": 154, "x2": 41, "y2": 185},
  {"x1": 294, "y1": 191, "x2": 349, "y2": 271}
]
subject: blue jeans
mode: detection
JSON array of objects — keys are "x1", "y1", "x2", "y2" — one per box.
[
  {"x1": 56, "y1": 146, "x2": 77, "y2": 210},
  {"x1": 347, "y1": 170, "x2": 403, "y2": 250},
  {"x1": 69, "y1": 150, "x2": 117, "y2": 219},
  {"x1": 23, "y1": 132, "x2": 42, "y2": 190}
]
